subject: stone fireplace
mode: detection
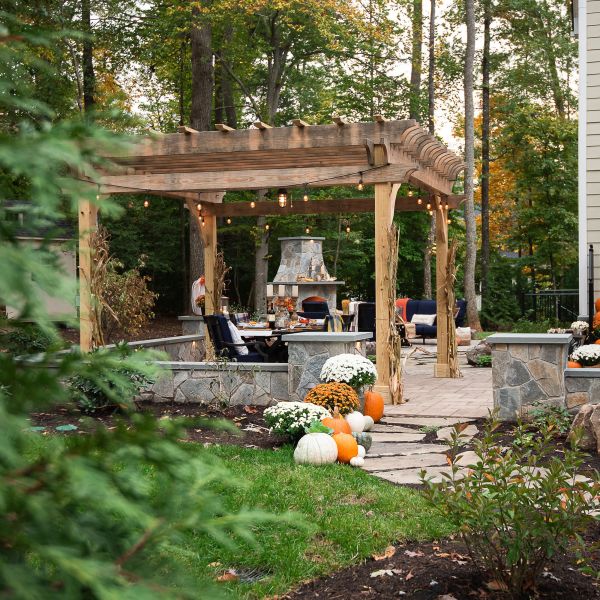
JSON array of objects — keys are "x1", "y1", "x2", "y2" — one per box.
[{"x1": 270, "y1": 237, "x2": 344, "y2": 311}]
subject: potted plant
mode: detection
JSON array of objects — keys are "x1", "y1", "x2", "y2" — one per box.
[{"x1": 570, "y1": 344, "x2": 600, "y2": 368}]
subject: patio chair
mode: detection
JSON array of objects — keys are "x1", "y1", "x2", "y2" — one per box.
[
  {"x1": 356, "y1": 302, "x2": 376, "y2": 340},
  {"x1": 204, "y1": 315, "x2": 287, "y2": 363}
]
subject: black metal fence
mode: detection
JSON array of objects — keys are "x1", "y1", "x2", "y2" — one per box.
[{"x1": 520, "y1": 289, "x2": 579, "y2": 324}]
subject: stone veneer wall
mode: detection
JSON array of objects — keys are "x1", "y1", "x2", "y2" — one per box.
[
  {"x1": 565, "y1": 370, "x2": 600, "y2": 410},
  {"x1": 141, "y1": 362, "x2": 288, "y2": 405},
  {"x1": 105, "y1": 334, "x2": 205, "y2": 362},
  {"x1": 285, "y1": 332, "x2": 372, "y2": 402},
  {"x1": 488, "y1": 333, "x2": 571, "y2": 420}
]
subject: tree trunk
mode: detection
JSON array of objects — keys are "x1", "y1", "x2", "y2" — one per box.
[
  {"x1": 480, "y1": 0, "x2": 491, "y2": 306},
  {"x1": 81, "y1": 0, "x2": 95, "y2": 111},
  {"x1": 423, "y1": 0, "x2": 435, "y2": 298},
  {"x1": 190, "y1": 3, "x2": 213, "y2": 131},
  {"x1": 463, "y1": 0, "x2": 482, "y2": 330},
  {"x1": 189, "y1": 3, "x2": 213, "y2": 295},
  {"x1": 254, "y1": 214, "x2": 269, "y2": 314},
  {"x1": 409, "y1": 0, "x2": 423, "y2": 121},
  {"x1": 427, "y1": 0, "x2": 435, "y2": 133},
  {"x1": 214, "y1": 26, "x2": 237, "y2": 129}
]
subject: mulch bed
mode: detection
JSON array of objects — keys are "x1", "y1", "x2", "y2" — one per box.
[
  {"x1": 29, "y1": 403, "x2": 288, "y2": 450},
  {"x1": 283, "y1": 531, "x2": 600, "y2": 599}
]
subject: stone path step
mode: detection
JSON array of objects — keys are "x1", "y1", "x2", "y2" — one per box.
[
  {"x1": 369, "y1": 442, "x2": 446, "y2": 457},
  {"x1": 373, "y1": 466, "x2": 454, "y2": 485},
  {"x1": 436, "y1": 424, "x2": 479, "y2": 442},
  {"x1": 363, "y1": 452, "x2": 448, "y2": 472},
  {"x1": 370, "y1": 432, "x2": 426, "y2": 443},
  {"x1": 380, "y1": 416, "x2": 475, "y2": 427},
  {"x1": 370, "y1": 424, "x2": 419, "y2": 433}
]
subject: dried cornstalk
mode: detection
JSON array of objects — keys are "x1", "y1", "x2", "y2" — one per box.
[
  {"x1": 88, "y1": 227, "x2": 117, "y2": 348},
  {"x1": 386, "y1": 224, "x2": 404, "y2": 404},
  {"x1": 444, "y1": 240, "x2": 462, "y2": 378},
  {"x1": 212, "y1": 251, "x2": 231, "y2": 315}
]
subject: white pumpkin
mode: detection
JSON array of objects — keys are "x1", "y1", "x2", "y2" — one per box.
[
  {"x1": 349, "y1": 456, "x2": 365, "y2": 467},
  {"x1": 294, "y1": 433, "x2": 338, "y2": 465},
  {"x1": 363, "y1": 415, "x2": 374, "y2": 431},
  {"x1": 345, "y1": 411, "x2": 366, "y2": 433},
  {"x1": 357, "y1": 445, "x2": 366, "y2": 458}
]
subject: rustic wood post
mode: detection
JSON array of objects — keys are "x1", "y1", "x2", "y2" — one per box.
[
  {"x1": 78, "y1": 197, "x2": 98, "y2": 352},
  {"x1": 373, "y1": 145, "x2": 398, "y2": 402},
  {"x1": 434, "y1": 195, "x2": 450, "y2": 377}
]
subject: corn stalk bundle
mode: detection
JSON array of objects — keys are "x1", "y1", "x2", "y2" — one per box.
[
  {"x1": 386, "y1": 224, "x2": 404, "y2": 404},
  {"x1": 444, "y1": 239, "x2": 462, "y2": 378}
]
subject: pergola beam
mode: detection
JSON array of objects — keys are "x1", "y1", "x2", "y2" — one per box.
[
  {"x1": 203, "y1": 195, "x2": 463, "y2": 217},
  {"x1": 98, "y1": 164, "x2": 417, "y2": 194}
]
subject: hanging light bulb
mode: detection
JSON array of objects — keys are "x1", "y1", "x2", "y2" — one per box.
[
  {"x1": 265, "y1": 223, "x2": 270, "y2": 231},
  {"x1": 346, "y1": 225, "x2": 351, "y2": 234},
  {"x1": 303, "y1": 186, "x2": 309, "y2": 202},
  {"x1": 408, "y1": 189, "x2": 413, "y2": 197},
  {"x1": 197, "y1": 203, "x2": 202, "y2": 211},
  {"x1": 226, "y1": 217, "x2": 232, "y2": 225},
  {"x1": 426, "y1": 202, "x2": 432, "y2": 210},
  {"x1": 250, "y1": 200, "x2": 256, "y2": 208},
  {"x1": 428, "y1": 210, "x2": 433, "y2": 216},
  {"x1": 143, "y1": 199, "x2": 150, "y2": 208},
  {"x1": 277, "y1": 188, "x2": 288, "y2": 208},
  {"x1": 357, "y1": 173, "x2": 364, "y2": 191},
  {"x1": 305, "y1": 226, "x2": 311, "y2": 234},
  {"x1": 417, "y1": 198, "x2": 423, "y2": 205},
  {"x1": 201, "y1": 216, "x2": 206, "y2": 226},
  {"x1": 444, "y1": 202, "x2": 449, "y2": 210},
  {"x1": 447, "y1": 218, "x2": 452, "y2": 224}
]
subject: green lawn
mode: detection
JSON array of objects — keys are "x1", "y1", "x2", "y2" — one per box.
[{"x1": 179, "y1": 444, "x2": 454, "y2": 599}]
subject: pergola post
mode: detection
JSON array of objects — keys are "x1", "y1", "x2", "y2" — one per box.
[
  {"x1": 78, "y1": 197, "x2": 98, "y2": 352},
  {"x1": 200, "y1": 213, "x2": 218, "y2": 314},
  {"x1": 434, "y1": 196, "x2": 450, "y2": 377},
  {"x1": 373, "y1": 141, "x2": 397, "y2": 401}
]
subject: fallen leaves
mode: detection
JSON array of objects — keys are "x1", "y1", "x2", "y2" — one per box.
[
  {"x1": 404, "y1": 549, "x2": 424, "y2": 557},
  {"x1": 485, "y1": 580, "x2": 508, "y2": 591},
  {"x1": 369, "y1": 568, "x2": 402, "y2": 578},
  {"x1": 243, "y1": 406, "x2": 258, "y2": 414},
  {"x1": 216, "y1": 570, "x2": 238, "y2": 583},
  {"x1": 372, "y1": 545, "x2": 396, "y2": 560}
]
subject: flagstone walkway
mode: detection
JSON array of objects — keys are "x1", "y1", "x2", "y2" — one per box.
[{"x1": 361, "y1": 350, "x2": 492, "y2": 484}]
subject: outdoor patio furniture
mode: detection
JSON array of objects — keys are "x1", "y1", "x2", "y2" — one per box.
[
  {"x1": 204, "y1": 315, "x2": 288, "y2": 362},
  {"x1": 405, "y1": 299, "x2": 467, "y2": 343},
  {"x1": 356, "y1": 302, "x2": 376, "y2": 340}
]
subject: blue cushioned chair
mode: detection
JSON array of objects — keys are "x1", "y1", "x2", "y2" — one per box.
[
  {"x1": 405, "y1": 299, "x2": 468, "y2": 343},
  {"x1": 204, "y1": 315, "x2": 266, "y2": 362}
]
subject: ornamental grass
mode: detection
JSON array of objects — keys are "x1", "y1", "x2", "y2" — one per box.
[{"x1": 304, "y1": 382, "x2": 359, "y2": 415}]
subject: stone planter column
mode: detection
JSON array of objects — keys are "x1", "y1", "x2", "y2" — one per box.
[
  {"x1": 487, "y1": 333, "x2": 571, "y2": 421},
  {"x1": 283, "y1": 332, "x2": 372, "y2": 402}
]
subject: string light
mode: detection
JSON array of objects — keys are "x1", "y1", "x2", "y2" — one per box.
[
  {"x1": 303, "y1": 186, "x2": 309, "y2": 202},
  {"x1": 226, "y1": 217, "x2": 232, "y2": 225},
  {"x1": 447, "y1": 218, "x2": 452, "y2": 224},
  {"x1": 250, "y1": 200, "x2": 256, "y2": 208},
  {"x1": 408, "y1": 189, "x2": 413, "y2": 197},
  {"x1": 201, "y1": 216, "x2": 206, "y2": 226},
  {"x1": 426, "y1": 202, "x2": 431, "y2": 210},
  {"x1": 428, "y1": 210, "x2": 433, "y2": 216},
  {"x1": 357, "y1": 173, "x2": 364, "y2": 191},
  {"x1": 265, "y1": 223, "x2": 270, "y2": 231},
  {"x1": 305, "y1": 226, "x2": 311, "y2": 234},
  {"x1": 277, "y1": 188, "x2": 288, "y2": 208},
  {"x1": 197, "y1": 203, "x2": 202, "y2": 211},
  {"x1": 444, "y1": 202, "x2": 449, "y2": 210},
  {"x1": 417, "y1": 198, "x2": 423, "y2": 205},
  {"x1": 143, "y1": 199, "x2": 149, "y2": 208}
]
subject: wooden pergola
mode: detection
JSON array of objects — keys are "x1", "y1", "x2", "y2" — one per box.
[{"x1": 81, "y1": 118, "x2": 465, "y2": 400}]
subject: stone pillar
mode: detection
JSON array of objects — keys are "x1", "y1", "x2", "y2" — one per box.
[
  {"x1": 488, "y1": 333, "x2": 571, "y2": 420},
  {"x1": 283, "y1": 332, "x2": 372, "y2": 402}
]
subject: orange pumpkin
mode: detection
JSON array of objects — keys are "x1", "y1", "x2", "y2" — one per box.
[
  {"x1": 322, "y1": 407, "x2": 351, "y2": 435},
  {"x1": 567, "y1": 360, "x2": 582, "y2": 368},
  {"x1": 332, "y1": 433, "x2": 358, "y2": 463},
  {"x1": 595, "y1": 340, "x2": 600, "y2": 346},
  {"x1": 363, "y1": 390, "x2": 384, "y2": 422}
]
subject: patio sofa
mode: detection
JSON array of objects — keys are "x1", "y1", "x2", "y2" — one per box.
[{"x1": 405, "y1": 299, "x2": 467, "y2": 343}]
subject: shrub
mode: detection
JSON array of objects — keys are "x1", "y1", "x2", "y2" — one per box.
[
  {"x1": 68, "y1": 343, "x2": 154, "y2": 413},
  {"x1": 1, "y1": 323, "x2": 56, "y2": 354},
  {"x1": 475, "y1": 354, "x2": 492, "y2": 367},
  {"x1": 264, "y1": 401, "x2": 330, "y2": 441},
  {"x1": 421, "y1": 415, "x2": 600, "y2": 598},
  {"x1": 529, "y1": 401, "x2": 572, "y2": 435},
  {"x1": 304, "y1": 382, "x2": 359, "y2": 415}
]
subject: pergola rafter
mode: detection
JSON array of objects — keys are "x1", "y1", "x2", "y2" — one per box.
[{"x1": 81, "y1": 119, "x2": 465, "y2": 399}]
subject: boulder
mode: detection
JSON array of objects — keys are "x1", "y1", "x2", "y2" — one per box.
[
  {"x1": 568, "y1": 404, "x2": 596, "y2": 450},
  {"x1": 466, "y1": 340, "x2": 492, "y2": 367}
]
